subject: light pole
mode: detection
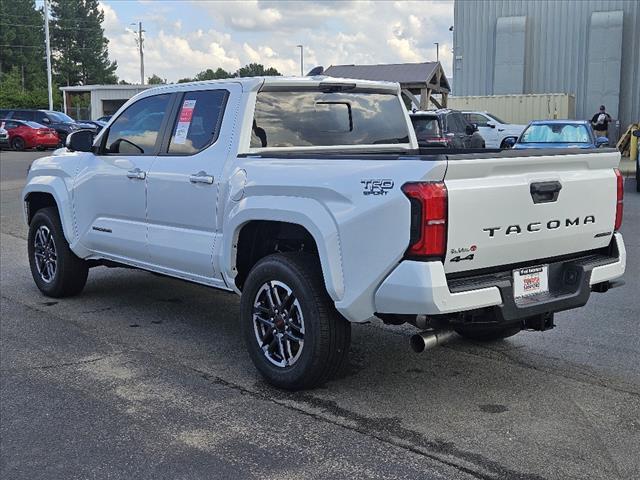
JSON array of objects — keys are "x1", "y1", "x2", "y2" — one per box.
[
  {"x1": 296, "y1": 44, "x2": 304, "y2": 76},
  {"x1": 434, "y1": 42, "x2": 439, "y2": 62},
  {"x1": 131, "y1": 22, "x2": 145, "y2": 84},
  {"x1": 43, "y1": 0, "x2": 53, "y2": 110}
]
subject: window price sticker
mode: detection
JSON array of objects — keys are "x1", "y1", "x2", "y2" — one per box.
[{"x1": 174, "y1": 99, "x2": 196, "y2": 144}]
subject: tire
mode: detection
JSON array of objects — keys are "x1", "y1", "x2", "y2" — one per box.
[
  {"x1": 500, "y1": 137, "x2": 515, "y2": 149},
  {"x1": 11, "y1": 136, "x2": 25, "y2": 151},
  {"x1": 454, "y1": 324, "x2": 521, "y2": 342},
  {"x1": 28, "y1": 207, "x2": 88, "y2": 297},
  {"x1": 240, "y1": 253, "x2": 351, "y2": 390}
]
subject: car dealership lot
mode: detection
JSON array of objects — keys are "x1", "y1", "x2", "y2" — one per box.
[{"x1": 1, "y1": 151, "x2": 639, "y2": 480}]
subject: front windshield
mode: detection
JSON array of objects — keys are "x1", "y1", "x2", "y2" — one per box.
[
  {"x1": 49, "y1": 112, "x2": 75, "y2": 123},
  {"x1": 520, "y1": 123, "x2": 591, "y2": 143},
  {"x1": 486, "y1": 113, "x2": 506, "y2": 124}
]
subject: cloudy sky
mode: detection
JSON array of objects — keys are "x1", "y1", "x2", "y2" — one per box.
[{"x1": 98, "y1": 0, "x2": 454, "y2": 83}]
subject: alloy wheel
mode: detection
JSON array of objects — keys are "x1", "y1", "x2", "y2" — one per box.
[
  {"x1": 33, "y1": 225, "x2": 57, "y2": 283},
  {"x1": 252, "y1": 280, "x2": 305, "y2": 368}
]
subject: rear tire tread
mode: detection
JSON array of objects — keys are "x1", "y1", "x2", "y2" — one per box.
[{"x1": 241, "y1": 252, "x2": 350, "y2": 390}]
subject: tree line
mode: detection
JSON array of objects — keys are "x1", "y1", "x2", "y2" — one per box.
[
  {"x1": 0, "y1": 0, "x2": 281, "y2": 109},
  {"x1": 147, "y1": 64, "x2": 280, "y2": 85}
]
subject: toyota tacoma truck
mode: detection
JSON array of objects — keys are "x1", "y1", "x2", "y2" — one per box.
[{"x1": 22, "y1": 77, "x2": 626, "y2": 390}]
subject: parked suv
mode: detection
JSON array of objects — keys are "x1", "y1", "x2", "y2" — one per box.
[
  {"x1": 410, "y1": 109, "x2": 485, "y2": 149},
  {"x1": 462, "y1": 111, "x2": 526, "y2": 149},
  {"x1": 0, "y1": 109, "x2": 96, "y2": 144}
]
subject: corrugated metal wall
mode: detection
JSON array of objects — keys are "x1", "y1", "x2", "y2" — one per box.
[
  {"x1": 453, "y1": 0, "x2": 640, "y2": 129},
  {"x1": 448, "y1": 94, "x2": 575, "y2": 124}
]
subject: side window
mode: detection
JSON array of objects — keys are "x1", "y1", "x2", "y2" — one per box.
[
  {"x1": 103, "y1": 94, "x2": 172, "y2": 155},
  {"x1": 167, "y1": 89, "x2": 228, "y2": 154},
  {"x1": 14, "y1": 111, "x2": 34, "y2": 121},
  {"x1": 466, "y1": 114, "x2": 489, "y2": 127},
  {"x1": 446, "y1": 113, "x2": 464, "y2": 133},
  {"x1": 34, "y1": 112, "x2": 51, "y2": 124}
]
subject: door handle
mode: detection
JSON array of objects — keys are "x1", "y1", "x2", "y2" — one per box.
[
  {"x1": 189, "y1": 171, "x2": 214, "y2": 184},
  {"x1": 126, "y1": 168, "x2": 146, "y2": 180}
]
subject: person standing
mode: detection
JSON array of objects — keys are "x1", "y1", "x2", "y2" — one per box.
[{"x1": 591, "y1": 105, "x2": 612, "y2": 139}]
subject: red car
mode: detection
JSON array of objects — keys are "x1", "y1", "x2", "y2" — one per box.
[{"x1": 0, "y1": 119, "x2": 60, "y2": 150}]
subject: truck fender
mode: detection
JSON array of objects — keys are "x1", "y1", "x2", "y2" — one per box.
[
  {"x1": 222, "y1": 196, "x2": 345, "y2": 301},
  {"x1": 23, "y1": 177, "x2": 76, "y2": 247}
]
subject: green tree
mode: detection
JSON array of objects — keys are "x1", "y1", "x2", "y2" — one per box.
[
  {"x1": 235, "y1": 63, "x2": 280, "y2": 77},
  {"x1": 194, "y1": 68, "x2": 231, "y2": 81},
  {"x1": 0, "y1": 0, "x2": 45, "y2": 90},
  {"x1": 147, "y1": 73, "x2": 166, "y2": 85},
  {"x1": 51, "y1": 0, "x2": 117, "y2": 86},
  {"x1": 0, "y1": 67, "x2": 61, "y2": 108}
]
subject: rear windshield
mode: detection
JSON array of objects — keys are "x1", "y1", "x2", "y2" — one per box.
[
  {"x1": 26, "y1": 121, "x2": 46, "y2": 128},
  {"x1": 410, "y1": 116, "x2": 441, "y2": 140},
  {"x1": 251, "y1": 90, "x2": 410, "y2": 148},
  {"x1": 521, "y1": 123, "x2": 591, "y2": 143}
]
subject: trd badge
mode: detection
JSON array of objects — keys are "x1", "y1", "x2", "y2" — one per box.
[{"x1": 361, "y1": 179, "x2": 394, "y2": 196}]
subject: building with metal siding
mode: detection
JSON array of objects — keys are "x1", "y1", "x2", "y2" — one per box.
[{"x1": 453, "y1": 0, "x2": 639, "y2": 129}]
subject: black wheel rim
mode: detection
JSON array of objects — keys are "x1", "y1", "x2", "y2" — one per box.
[
  {"x1": 13, "y1": 138, "x2": 24, "y2": 150},
  {"x1": 33, "y1": 225, "x2": 57, "y2": 283},
  {"x1": 253, "y1": 280, "x2": 305, "y2": 368}
]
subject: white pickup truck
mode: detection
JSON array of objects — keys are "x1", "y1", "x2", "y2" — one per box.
[{"x1": 23, "y1": 77, "x2": 626, "y2": 390}]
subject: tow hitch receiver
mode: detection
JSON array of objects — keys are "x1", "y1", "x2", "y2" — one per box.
[{"x1": 523, "y1": 313, "x2": 555, "y2": 331}]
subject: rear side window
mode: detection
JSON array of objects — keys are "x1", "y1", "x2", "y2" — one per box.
[
  {"x1": 410, "y1": 116, "x2": 441, "y2": 140},
  {"x1": 104, "y1": 94, "x2": 172, "y2": 155},
  {"x1": 251, "y1": 90, "x2": 410, "y2": 148},
  {"x1": 446, "y1": 113, "x2": 466, "y2": 133},
  {"x1": 13, "y1": 110, "x2": 34, "y2": 121},
  {"x1": 167, "y1": 89, "x2": 228, "y2": 154}
]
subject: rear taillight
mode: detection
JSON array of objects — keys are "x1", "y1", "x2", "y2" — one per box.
[
  {"x1": 614, "y1": 168, "x2": 623, "y2": 231},
  {"x1": 402, "y1": 182, "x2": 448, "y2": 259},
  {"x1": 37, "y1": 129, "x2": 47, "y2": 135}
]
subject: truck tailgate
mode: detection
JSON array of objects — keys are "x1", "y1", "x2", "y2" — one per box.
[{"x1": 443, "y1": 150, "x2": 620, "y2": 274}]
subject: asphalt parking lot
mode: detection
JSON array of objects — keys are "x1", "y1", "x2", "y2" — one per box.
[{"x1": 1, "y1": 150, "x2": 638, "y2": 480}]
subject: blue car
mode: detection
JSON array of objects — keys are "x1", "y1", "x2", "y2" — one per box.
[{"x1": 510, "y1": 120, "x2": 609, "y2": 150}]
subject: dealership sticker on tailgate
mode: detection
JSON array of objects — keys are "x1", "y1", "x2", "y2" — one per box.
[{"x1": 513, "y1": 265, "x2": 549, "y2": 299}]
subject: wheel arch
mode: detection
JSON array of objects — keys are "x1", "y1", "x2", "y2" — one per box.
[
  {"x1": 23, "y1": 181, "x2": 76, "y2": 247},
  {"x1": 223, "y1": 197, "x2": 345, "y2": 302}
]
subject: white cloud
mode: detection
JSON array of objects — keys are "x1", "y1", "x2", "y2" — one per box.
[{"x1": 101, "y1": 0, "x2": 454, "y2": 83}]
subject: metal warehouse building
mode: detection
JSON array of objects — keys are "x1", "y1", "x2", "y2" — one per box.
[{"x1": 453, "y1": 0, "x2": 639, "y2": 130}]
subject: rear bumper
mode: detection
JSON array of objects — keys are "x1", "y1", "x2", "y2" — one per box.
[{"x1": 374, "y1": 233, "x2": 625, "y2": 320}]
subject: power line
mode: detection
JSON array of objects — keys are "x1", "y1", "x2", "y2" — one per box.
[
  {"x1": 0, "y1": 12, "x2": 99, "y2": 24},
  {"x1": 0, "y1": 44, "x2": 102, "y2": 50},
  {"x1": 0, "y1": 22, "x2": 100, "y2": 30}
]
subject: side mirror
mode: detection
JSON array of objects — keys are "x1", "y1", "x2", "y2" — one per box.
[
  {"x1": 42, "y1": 117, "x2": 51, "y2": 124},
  {"x1": 465, "y1": 124, "x2": 475, "y2": 135},
  {"x1": 595, "y1": 136, "x2": 609, "y2": 147},
  {"x1": 66, "y1": 129, "x2": 94, "y2": 152},
  {"x1": 503, "y1": 137, "x2": 516, "y2": 148},
  {"x1": 486, "y1": 122, "x2": 496, "y2": 129}
]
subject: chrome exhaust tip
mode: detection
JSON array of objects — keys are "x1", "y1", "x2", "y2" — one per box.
[{"x1": 410, "y1": 329, "x2": 456, "y2": 353}]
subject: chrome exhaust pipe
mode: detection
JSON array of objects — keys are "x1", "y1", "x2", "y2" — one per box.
[{"x1": 410, "y1": 329, "x2": 456, "y2": 353}]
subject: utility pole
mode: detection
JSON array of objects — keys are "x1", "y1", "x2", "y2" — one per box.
[
  {"x1": 434, "y1": 42, "x2": 439, "y2": 62},
  {"x1": 44, "y1": 0, "x2": 53, "y2": 110},
  {"x1": 296, "y1": 44, "x2": 304, "y2": 76},
  {"x1": 132, "y1": 22, "x2": 145, "y2": 84}
]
